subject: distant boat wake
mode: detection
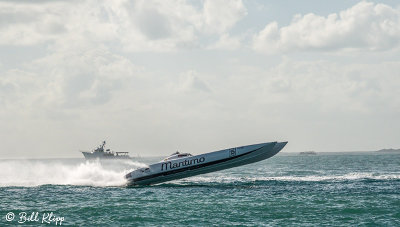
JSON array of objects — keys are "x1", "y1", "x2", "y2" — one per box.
[{"x1": 0, "y1": 159, "x2": 145, "y2": 187}]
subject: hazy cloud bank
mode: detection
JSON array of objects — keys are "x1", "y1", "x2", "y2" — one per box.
[{"x1": 0, "y1": 1, "x2": 399, "y2": 157}]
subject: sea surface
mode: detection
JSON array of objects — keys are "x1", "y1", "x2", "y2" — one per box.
[{"x1": 0, "y1": 152, "x2": 399, "y2": 226}]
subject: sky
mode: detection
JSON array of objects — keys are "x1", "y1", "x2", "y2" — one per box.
[{"x1": 1, "y1": 0, "x2": 400, "y2": 158}]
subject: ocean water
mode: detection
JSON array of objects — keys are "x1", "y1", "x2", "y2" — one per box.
[{"x1": 0, "y1": 152, "x2": 399, "y2": 226}]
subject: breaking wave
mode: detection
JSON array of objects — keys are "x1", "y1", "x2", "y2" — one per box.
[{"x1": 0, "y1": 159, "x2": 147, "y2": 187}]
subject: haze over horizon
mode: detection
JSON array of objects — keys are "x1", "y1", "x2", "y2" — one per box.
[{"x1": 1, "y1": 0, "x2": 399, "y2": 158}]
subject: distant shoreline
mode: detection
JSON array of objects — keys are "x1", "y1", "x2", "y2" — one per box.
[{"x1": 376, "y1": 148, "x2": 400, "y2": 153}]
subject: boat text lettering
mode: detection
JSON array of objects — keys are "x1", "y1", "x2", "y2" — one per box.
[{"x1": 161, "y1": 157, "x2": 205, "y2": 171}]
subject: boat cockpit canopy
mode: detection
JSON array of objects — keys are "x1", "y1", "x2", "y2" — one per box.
[{"x1": 162, "y1": 151, "x2": 192, "y2": 162}]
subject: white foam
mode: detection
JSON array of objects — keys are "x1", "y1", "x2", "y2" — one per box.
[
  {"x1": 258, "y1": 173, "x2": 400, "y2": 182},
  {"x1": 176, "y1": 172, "x2": 400, "y2": 184},
  {"x1": 2, "y1": 159, "x2": 398, "y2": 187},
  {"x1": 0, "y1": 159, "x2": 147, "y2": 187}
]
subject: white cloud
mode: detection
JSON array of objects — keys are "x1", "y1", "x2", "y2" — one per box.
[
  {"x1": 207, "y1": 33, "x2": 241, "y2": 50},
  {"x1": 116, "y1": 0, "x2": 247, "y2": 51},
  {"x1": 253, "y1": 2, "x2": 400, "y2": 54},
  {"x1": 259, "y1": 59, "x2": 400, "y2": 115},
  {"x1": 0, "y1": 0, "x2": 247, "y2": 51},
  {"x1": 0, "y1": 1, "x2": 68, "y2": 45},
  {"x1": 171, "y1": 70, "x2": 211, "y2": 93},
  {"x1": 0, "y1": 47, "x2": 137, "y2": 116},
  {"x1": 203, "y1": 0, "x2": 247, "y2": 34}
]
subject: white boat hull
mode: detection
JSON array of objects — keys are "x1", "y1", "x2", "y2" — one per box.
[{"x1": 125, "y1": 141, "x2": 287, "y2": 186}]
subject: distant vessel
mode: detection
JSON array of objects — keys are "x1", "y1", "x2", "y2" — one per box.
[
  {"x1": 300, "y1": 151, "x2": 317, "y2": 155},
  {"x1": 125, "y1": 141, "x2": 287, "y2": 186},
  {"x1": 81, "y1": 141, "x2": 130, "y2": 159}
]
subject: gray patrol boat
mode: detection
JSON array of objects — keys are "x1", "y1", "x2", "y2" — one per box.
[{"x1": 81, "y1": 141, "x2": 130, "y2": 159}]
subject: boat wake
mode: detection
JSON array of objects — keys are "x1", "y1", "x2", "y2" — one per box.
[
  {"x1": 0, "y1": 159, "x2": 147, "y2": 187},
  {"x1": 167, "y1": 172, "x2": 400, "y2": 185},
  {"x1": 1, "y1": 158, "x2": 398, "y2": 187}
]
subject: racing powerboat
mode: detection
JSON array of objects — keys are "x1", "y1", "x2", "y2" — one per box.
[{"x1": 125, "y1": 141, "x2": 287, "y2": 186}]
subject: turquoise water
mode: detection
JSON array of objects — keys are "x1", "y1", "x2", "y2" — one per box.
[{"x1": 1, "y1": 153, "x2": 399, "y2": 226}]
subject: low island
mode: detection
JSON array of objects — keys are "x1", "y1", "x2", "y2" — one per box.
[
  {"x1": 376, "y1": 148, "x2": 400, "y2": 153},
  {"x1": 299, "y1": 151, "x2": 317, "y2": 155}
]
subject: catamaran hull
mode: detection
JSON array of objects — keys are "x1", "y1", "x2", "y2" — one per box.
[{"x1": 125, "y1": 141, "x2": 287, "y2": 186}]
